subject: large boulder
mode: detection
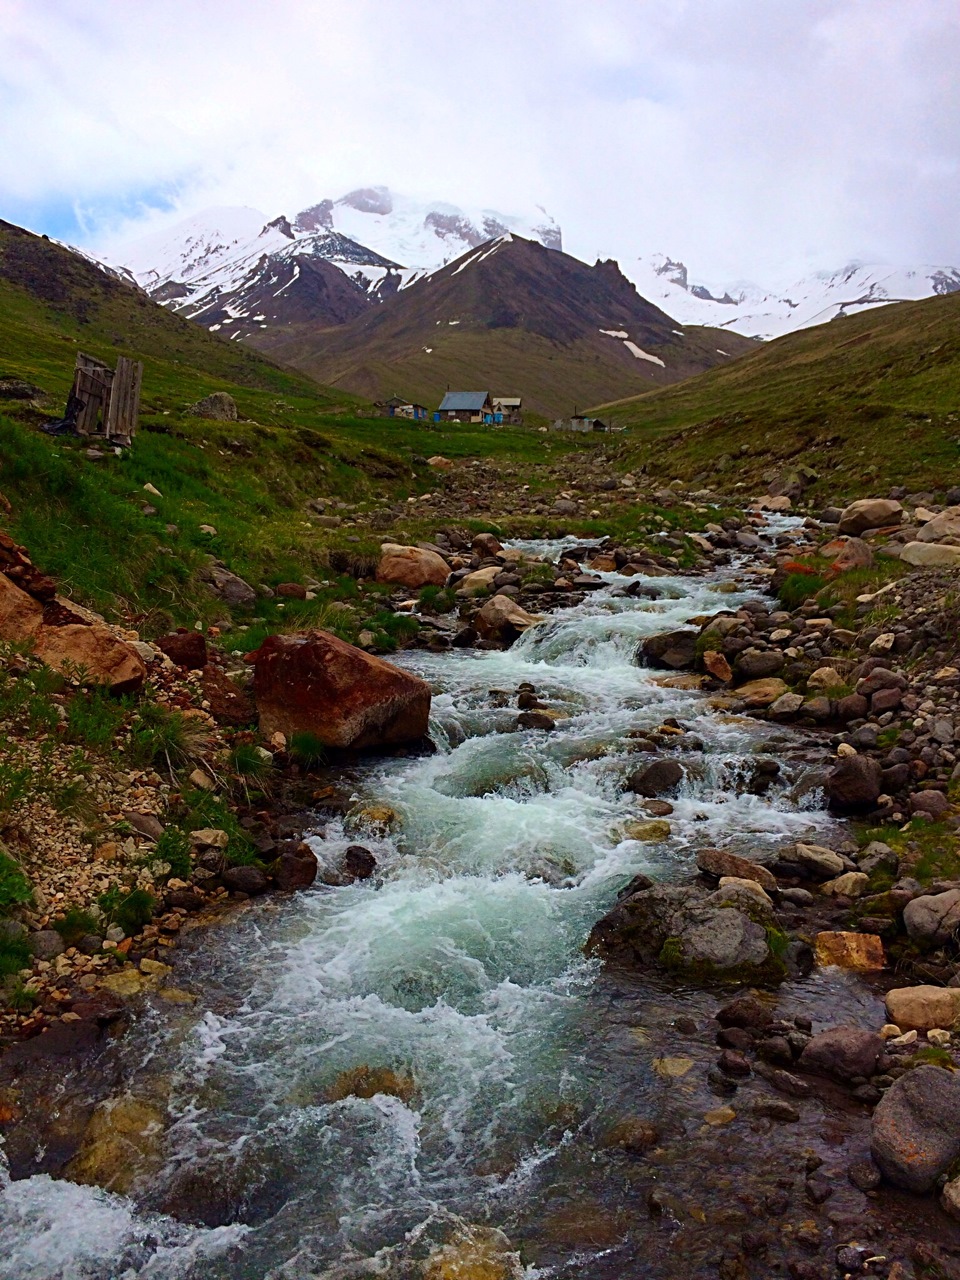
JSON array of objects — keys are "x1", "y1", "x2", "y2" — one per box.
[
  {"x1": 187, "y1": 392, "x2": 237, "y2": 420},
  {"x1": 640, "y1": 630, "x2": 697, "y2": 670},
  {"x1": 456, "y1": 565, "x2": 500, "y2": 594},
  {"x1": 825, "y1": 754, "x2": 882, "y2": 812},
  {"x1": 901, "y1": 541, "x2": 960, "y2": 568},
  {"x1": 903, "y1": 890, "x2": 960, "y2": 947},
  {"x1": 251, "y1": 629, "x2": 431, "y2": 751},
  {"x1": 474, "y1": 595, "x2": 541, "y2": 645},
  {"x1": 916, "y1": 506, "x2": 960, "y2": 543},
  {"x1": 587, "y1": 883, "x2": 783, "y2": 981},
  {"x1": 871, "y1": 1066, "x2": 960, "y2": 1192},
  {"x1": 837, "y1": 499, "x2": 903, "y2": 535},
  {"x1": 0, "y1": 571, "x2": 145, "y2": 692},
  {"x1": 734, "y1": 648, "x2": 785, "y2": 680},
  {"x1": 798, "y1": 1027, "x2": 883, "y2": 1081},
  {"x1": 735, "y1": 678, "x2": 789, "y2": 708},
  {"x1": 822, "y1": 536, "x2": 874, "y2": 571},
  {"x1": 376, "y1": 543, "x2": 449, "y2": 589},
  {"x1": 885, "y1": 985, "x2": 960, "y2": 1033}
]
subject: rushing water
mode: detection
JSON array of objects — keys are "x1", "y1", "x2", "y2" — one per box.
[{"x1": 1, "y1": 537, "x2": 863, "y2": 1280}]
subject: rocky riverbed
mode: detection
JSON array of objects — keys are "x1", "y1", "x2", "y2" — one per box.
[{"x1": 2, "y1": 488, "x2": 960, "y2": 1279}]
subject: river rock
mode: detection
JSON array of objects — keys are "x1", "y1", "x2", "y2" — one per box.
[
  {"x1": 251, "y1": 629, "x2": 431, "y2": 750},
  {"x1": 640, "y1": 630, "x2": 697, "y2": 670},
  {"x1": 472, "y1": 532, "x2": 503, "y2": 558},
  {"x1": 702, "y1": 650, "x2": 733, "y2": 682},
  {"x1": 734, "y1": 648, "x2": 785, "y2": 680},
  {"x1": 824, "y1": 536, "x2": 874, "y2": 571},
  {"x1": 814, "y1": 931, "x2": 885, "y2": 971},
  {"x1": 696, "y1": 847, "x2": 777, "y2": 892},
  {"x1": 819, "y1": 871, "x2": 869, "y2": 897},
  {"x1": 474, "y1": 595, "x2": 542, "y2": 645},
  {"x1": 916, "y1": 506, "x2": 960, "y2": 543},
  {"x1": 29, "y1": 928, "x2": 64, "y2": 959},
  {"x1": 735, "y1": 678, "x2": 789, "y2": 708},
  {"x1": 885, "y1": 985, "x2": 960, "y2": 1033},
  {"x1": 798, "y1": 1027, "x2": 883, "y2": 1081},
  {"x1": 457, "y1": 565, "x2": 501, "y2": 594},
  {"x1": 222, "y1": 865, "x2": 269, "y2": 895},
  {"x1": 716, "y1": 995, "x2": 774, "y2": 1030},
  {"x1": 588, "y1": 883, "x2": 781, "y2": 981},
  {"x1": 871, "y1": 1065, "x2": 960, "y2": 1192},
  {"x1": 903, "y1": 889, "x2": 960, "y2": 946},
  {"x1": 825, "y1": 754, "x2": 882, "y2": 812},
  {"x1": 837, "y1": 499, "x2": 903, "y2": 535},
  {"x1": 900, "y1": 541, "x2": 960, "y2": 567},
  {"x1": 627, "y1": 759, "x2": 684, "y2": 797},
  {"x1": 64, "y1": 1096, "x2": 166, "y2": 1195},
  {"x1": 791, "y1": 843, "x2": 845, "y2": 878},
  {"x1": 274, "y1": 841, "x2": 318, "y2": 891},
  {"x1": 376, "y1": 543, "x2": 449, "y2": 589},
  {"x1": 342, "y1": 844, "x2": 377, "y2": 880}
]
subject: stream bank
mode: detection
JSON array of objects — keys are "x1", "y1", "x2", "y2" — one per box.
[{"x1": 2, "y1": 512, "x2": 960, "y2": 1280}]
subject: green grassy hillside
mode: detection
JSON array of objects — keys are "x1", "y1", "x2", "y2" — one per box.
[
  {"x1": 0, "y1": 221, "x2": 592, "y2": 637},
  {"x1": 590, "y1": 291, "x2": 960, "y2": 497}
]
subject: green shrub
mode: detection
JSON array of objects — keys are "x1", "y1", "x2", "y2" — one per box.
[
  {"x1": 7, "y1": 979, "x2": 38, "y2": 1011},
  {"x1": 150, "y1": 826, "x2": 193, "y2": 879},
  {"x1": 127, "y1": 701, "x2": 199, "y2": 770},
  {"x1": 0, "y1": 934, "x2": 31, "y2": 977},
  {"x1": 289, "y1": 731, "x2": 327, "y2": 770},
  {"x1": 0, "y1": 761, "x2": 37, "y2": 816},
  {"x1": 417, "y1": 585, "x2": 456, "y2": 614},
  {"x1": 66, "y1": 687, "x2": 130, "y2": 750},
  {"x1": 778, "y1": 572, "x2": 828, "y2": 609},
  {"x1": 97, "y1": 886, "x2": 155, "y2": 936},
  {"x1": 177, "y1": 789, "x2": 259, "y2": 867},
  {"x1": 0, "y1": 850, "x2": 33, "y2": 910},
  {"x1": 54, "y1": 907, "x2": 98, "y2": 946}
]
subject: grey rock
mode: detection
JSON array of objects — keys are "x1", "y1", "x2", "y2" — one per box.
[
  {"x1": 903, "y1": 889, "x2": 960, "y2": 946},
  {"x1": 639, "y1": 629, "x2": 697, "y2": 670},
  {"x1": 734, "y1": 648, "x2": 785, "y2": 680},
  {"x1": 222, "y1": 865, "x2": 269, "y2": 895},
  {"x1": 29, "y1": 929, "x2": 64, "y2": 959},
  {"x1": 204, "y1": 565, "x2": 257, "y2": 607},
  {"x1": 627, "y1": 758, "x2": 684, "y2": 797},
  {"x1": 798, "y1": 1026, "x2": 883, "y2": 1081},
  {"x1": 187, "y1": 391, "x2": 238, "y2": 420},
  {"x1": 825, "y1": 755, "x2": 883, "y2": 812},
  {"x1": 871, "y1": 1065, "x2": 960, "y2": 1192}
]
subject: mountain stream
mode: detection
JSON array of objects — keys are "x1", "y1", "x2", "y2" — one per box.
[{"x1": 0, "y1": 533, "x2": 892, "y2": 1279}]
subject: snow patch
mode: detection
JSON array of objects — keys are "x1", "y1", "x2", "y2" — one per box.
[
  {"x1": 623, "y1": 341, "x2": 665, "y2": 366},
  {"x1": 599, "y1": 329, "x2": 629, "y2": 339}
]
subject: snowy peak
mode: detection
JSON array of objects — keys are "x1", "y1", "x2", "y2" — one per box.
[{"x1": 626, "y1": 254, "x2": 960, "y2": 339}]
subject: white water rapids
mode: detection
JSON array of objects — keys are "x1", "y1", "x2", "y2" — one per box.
[{"x1": 0, "y1": 536, "x2": 843, "y2": 1279}]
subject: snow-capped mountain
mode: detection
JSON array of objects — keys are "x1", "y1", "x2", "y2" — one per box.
[
  {"x1": 624, "y1": 255, "x2": 960, "y2": 340},
  {"x1": 102, "y1": 188, "x2": 563, "y2": 339}
]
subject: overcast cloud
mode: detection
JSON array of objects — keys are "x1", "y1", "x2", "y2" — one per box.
[{"x1": 1, "y1": 0, "x2": 957, "y2": 283}]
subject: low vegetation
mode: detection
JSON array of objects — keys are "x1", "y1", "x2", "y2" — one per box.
[{"x1": 593, "y1": 290, "x2": 960, "y2": 498}]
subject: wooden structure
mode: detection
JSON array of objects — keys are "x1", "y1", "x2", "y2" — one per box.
[
  {"x1": 551, "y1": 415, "x2": 608, "y2": 433},
  {"x1": 379, "y1": 396, "x2": 429, "y2": 420},
  {"x1": 67, "y1": 353, "x2": 142, "y2": 445},
  {"x1": 492, "y1": 396, "x2": 523, "y2": 425},
  {"x1": 435, "y1": 391, "x2": 494, "y2": 424}
]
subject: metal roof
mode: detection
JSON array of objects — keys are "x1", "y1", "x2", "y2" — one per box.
[
  {"x1": 438, "y1": 391, "x2": 490, "y2": 411},
  {"x1": 493, "y1": 396, "x2": 522, "y2": 407}
]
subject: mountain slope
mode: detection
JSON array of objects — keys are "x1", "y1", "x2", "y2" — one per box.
[
  {"x1": 591, "y1": 290, "x2": 960, "y2": 496},
  {"x1": 624, "y1": 254, "x2": 960, "y2": 340},
  {"x1": 260, "y1": 235, "x2": 757, "y2": 416},
  {"x1": 101, "y1": 189, "x2": 563, "y2": 343}
]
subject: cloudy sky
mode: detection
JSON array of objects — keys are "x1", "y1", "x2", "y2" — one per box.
[{"x1": 1, "y1": 0, "x2": 957, "y2": 284}]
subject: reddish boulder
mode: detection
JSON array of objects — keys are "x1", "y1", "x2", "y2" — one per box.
[
  {"x1": 157, "y1": 630, "x2": 208, "y2": 670},
  {"x1": 33, "y1": 623, "x2": 146, "y2": 693},
  {"x1": 252, "y1": 629, "x2": 431, "y2": 751},
  {"x1": 200, "y1": 664, "x2": 256, "y2": 726},
  {"x1": 274, "y1": 842, "x2": 318, "y2": 891},
  {"x1": 825, "y1": 755, "x2": 882, "y2": 812}
]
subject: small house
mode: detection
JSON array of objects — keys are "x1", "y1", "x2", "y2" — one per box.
[
  {"x1": 492, "y1": 396, "x2": 522, "y2": 425},
  {"x1": 380, "y1": 397, "x2": 429, "y2": 420},
  {"x1": 436, "y1": 391, "x2": 494, "y2": 423},
  {"x1": 551, "y1": 416, "x2": 608, "y2": 433}
]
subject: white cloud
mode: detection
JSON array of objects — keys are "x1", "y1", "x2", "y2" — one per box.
[{"x1": 0, "y1": 0, "x2": 957, "y2": 280}]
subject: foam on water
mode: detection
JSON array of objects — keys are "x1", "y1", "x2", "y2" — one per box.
[{"x1": 0, "y1": 537, "x2": 839, "y2": 1277}]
